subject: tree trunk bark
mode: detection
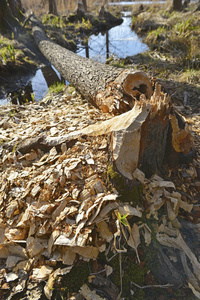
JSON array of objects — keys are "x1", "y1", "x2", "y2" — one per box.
[
  {"x1": 8, "y1": 0, "x2": 22, "y2": 17},
  {"x1": 0, "y1": 0, "x2": 21, "y2": 32},
  {"x1": 82, "y1": 0, "x2": 87, "y2": 11},
  {"x1": 32, "y1": 21, "x2": 152, "y2": 115},
  {"x1": 49, "y1": 0, "x2": 58, "y2": 15},
  {"x1": 29, "y1": 17, "x2": 195, "y2": 177},
  {"x1": 172, "y1": 0, "x2": 182, "y2": 10}
]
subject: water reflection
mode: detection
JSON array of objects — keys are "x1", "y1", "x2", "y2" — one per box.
[
  {"x1": 0, "y1": 12, "x2": 148, "y2": 104},
  {"x1": 2, "y1": 65, "x2": 66, "y2": 105},
  {"x1": 31, "y1": 65, "x2": 66, "y2": 101},
  {"x1": 8, "y1": 83, "x2": 34, "y2": 105},
  {"x1": 77, "y1": 13, "x2": 148, "y2": 62}
]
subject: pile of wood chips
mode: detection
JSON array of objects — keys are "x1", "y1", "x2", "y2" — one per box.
[{"x1": 0, "y1": 87, "x2": 200, "y2": 299}]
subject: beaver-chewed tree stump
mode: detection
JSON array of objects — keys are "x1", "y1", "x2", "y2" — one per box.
[{"x1": 25, "y1": 16, "x2": 196, "y2": 179}]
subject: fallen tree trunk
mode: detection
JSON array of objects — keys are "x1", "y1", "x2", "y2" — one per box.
[
  {"x1": 31, "y1": 16, "x2": 153, "y2": 115},
  {"x1": 6, "y1": 83, "x2": 195, "y2": 178},
  {"x1": 1, "y1": 19, "x2": 199, "y2": 299},
  {"x1": 19, "y1": 17, "x2": 195, "y2": 177}
]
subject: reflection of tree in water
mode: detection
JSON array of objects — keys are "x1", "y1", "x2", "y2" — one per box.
[
  {"x1": 78, "y1": 14, "x2": 149, "y2": 62},
  {"x1": 9, "y1": 65, "x2": 64, "y2": 105},
  {"x1": 41, "y1": 65, "x2": 64, "y2": 87},
  {"x1": 9, "y1": 82, "x2": 33, "y2": 105},
  {"x1": 79, "y1": 30, "x2": 126, "y2": 60},
  {"x1": 106, "y1": 31, "x2": 109, "y2": 59}
]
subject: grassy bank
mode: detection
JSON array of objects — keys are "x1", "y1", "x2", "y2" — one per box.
[{"x1": 131, "y1": 3, "x2": 200, "y2": 85}]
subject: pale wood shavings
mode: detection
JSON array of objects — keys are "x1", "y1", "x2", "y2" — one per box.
[{"x1": 0, "y1": 87, "x2": 199, "y2": 299}]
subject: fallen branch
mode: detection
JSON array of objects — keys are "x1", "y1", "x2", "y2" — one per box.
[{"x1": 131, "y1": 282, "x2": 174, "y2": 289}]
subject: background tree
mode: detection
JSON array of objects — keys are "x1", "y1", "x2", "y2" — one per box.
[
  {"x1": 49, "y1": 0, "x2": 58, "y2": 15},
  {"x1": 82, "y1": 0, "x2": 87, "y2": 11},
  {"x1": 172, "y1": 0, "x2": 182, "y2": 11},
  {"x1": 8, "y1": 0, "x2": 23, "y2": 17},
  {"x1": 0, "y1": 0, "x2": 23, "y2": 32}
]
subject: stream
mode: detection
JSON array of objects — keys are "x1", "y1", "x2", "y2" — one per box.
[
  {"x1": 0, "y1": 11, "x2": 148, "y2": 105},
  {"x1": 77, "y1": 12, "x2": 148, "y2": 62}
]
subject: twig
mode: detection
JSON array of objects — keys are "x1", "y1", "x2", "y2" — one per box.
[
  {"x1": 119, "y1": 252, "x2": 122, "y2": 295},
  {"x1": 90, "y1": 269, "x2": 106, "y2": 275},
  {"x1": 3, "y1": 18, "x2": 14, "y2": 31},
  {"x1": 93, "y1": 288, "x2": 111, "y2": 299},
  {"x1": 22, "y1": 13, "x2": 34, "y2": 28},
  {"x1": 106, "y1": 244, "x2": 119, "y2": 262},
  {"x1": 131, "y1": 282, "x2": 174, "y2": 289}
]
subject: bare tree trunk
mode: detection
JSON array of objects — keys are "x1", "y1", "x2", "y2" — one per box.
[
  {"x1": 0, "y1": 0, "x2": 22, "y2": 32},
  {"x1": 106, "y1": 31, "x2": 109, "y2": 59},
  {"x1": 29, "y1": 18, "x2": 195, "y2": 177},
  {"x1": 49, "y1": 0, "x2": 58, "y2": 15},
  {"x1": 32, "y1": 23, "x2": 152, "y2": 115},
  {"x1": 7, "y1": 0, "x2": 23, "y2": 18},
  {"x1": 82, "y1": 0, "x2": 87, "y2": 11},
  {"x1": 172, "y1": 0, "x2": 182, "y2": 10}
]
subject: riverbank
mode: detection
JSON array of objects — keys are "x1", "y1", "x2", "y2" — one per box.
[
  {"x1": 110, "y1": 2, "x2": 200, "y2": 110},
  {"x1": 0, "y1": 7, "x2": 122, "y2": 99}
]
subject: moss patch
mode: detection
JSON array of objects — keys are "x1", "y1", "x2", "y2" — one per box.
[
  {"x1": 107, "y1": 164, "x2": 143, "y2": 205},
  {"x1": 103, "y1": 252, "x2": 148, "y2": 299},
  {"x1": 57, "y1": 261, "x2": 90, "y2": 298}
]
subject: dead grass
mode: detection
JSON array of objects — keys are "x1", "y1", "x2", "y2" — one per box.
[
  {"x1": 21, "y1": 0, "x2": 121, "y2": 16},
  {"x1": 130, "y1": 3, "x2": 200, "y2": 88}
]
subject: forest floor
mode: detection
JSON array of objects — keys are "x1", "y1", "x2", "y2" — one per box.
[{"x1": 0, "y1": 3, "x2": 200, "y2": 300}]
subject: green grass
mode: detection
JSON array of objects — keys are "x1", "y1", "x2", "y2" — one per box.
[
  {"x1": 48, "y1": 82, "x2": 66, "y2": 94},
  {"x1": 42, "y1": 14, "x2": 66, "y2": 29},
  {"x1": 179, "y1": 68, "x2": 200, "y2": 84},
  {"x1": 75, "y1": 18, "x2": 92, "y2": 30},
  {"x1": 174, "y1": 15, "x2": 195, "y2": 34},
  {"x1": 0, "y1": 43, "x2": 15, "y2": 64}
]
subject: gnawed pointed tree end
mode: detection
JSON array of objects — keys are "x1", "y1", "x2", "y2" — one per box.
[
  {"x1": 110, "y1": 83, "x2": 195, "y2": 179},
  {"x1": 95, "y1": 70, "x2": 153, "y2": 114},
  {"x1": 30, "y1": 19, "x2": 196, "y2": 177}
]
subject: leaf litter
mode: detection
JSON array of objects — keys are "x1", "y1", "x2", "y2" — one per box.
[{"x1": 0, "y1": 87, "x2": 200, "y2": 299}]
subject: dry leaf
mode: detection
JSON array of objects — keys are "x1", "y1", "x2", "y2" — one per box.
[
  {"x1": 61, "y1": 247, "x2": 76, "y2": 265},
  {"x1": 188, "y1": 282, "x2": 200, "y2": 299},
  {"x1": 128, "y1": 223, "x2": 141, "y2": 249},
  {"x1": 142, "y1": 224, "x2": 151, "y2": 246},
  {"x1": 6, "y1": 201, "x2": 19, "y2": 218},
  {"x1": 132, "y1": 168, "x2": 145, "y2": 183},
  {"x1": 44, "y1": 266, "x2": 72, "y2": 299},
  {"x1": 72, "y1": 246, "x2": 99, "y2": 260},
  {"x1": 96, "y1": 221, "x2": 113, "y2": 242},
  {"x1": 6, "y1": 256, "x2": 24, "y2": 269},
  {"x1": 118, "y1": 204, "x2": 142, "y2": 217},
  {"x1": 4, "y1": 272, "x2": 18, "y2": 282},
  {"x1": 105, "y1": 265, "x2": 113, "y2": 277},
  {"x1": 26, "y1": 237, "x2": 45, "y2": 258},
  {"x1": 32, "y1": 266, "x2": 53, "y2": 282},
  {"x1": 80, "y1": 284, "x2": 106, "y2": 300}
]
